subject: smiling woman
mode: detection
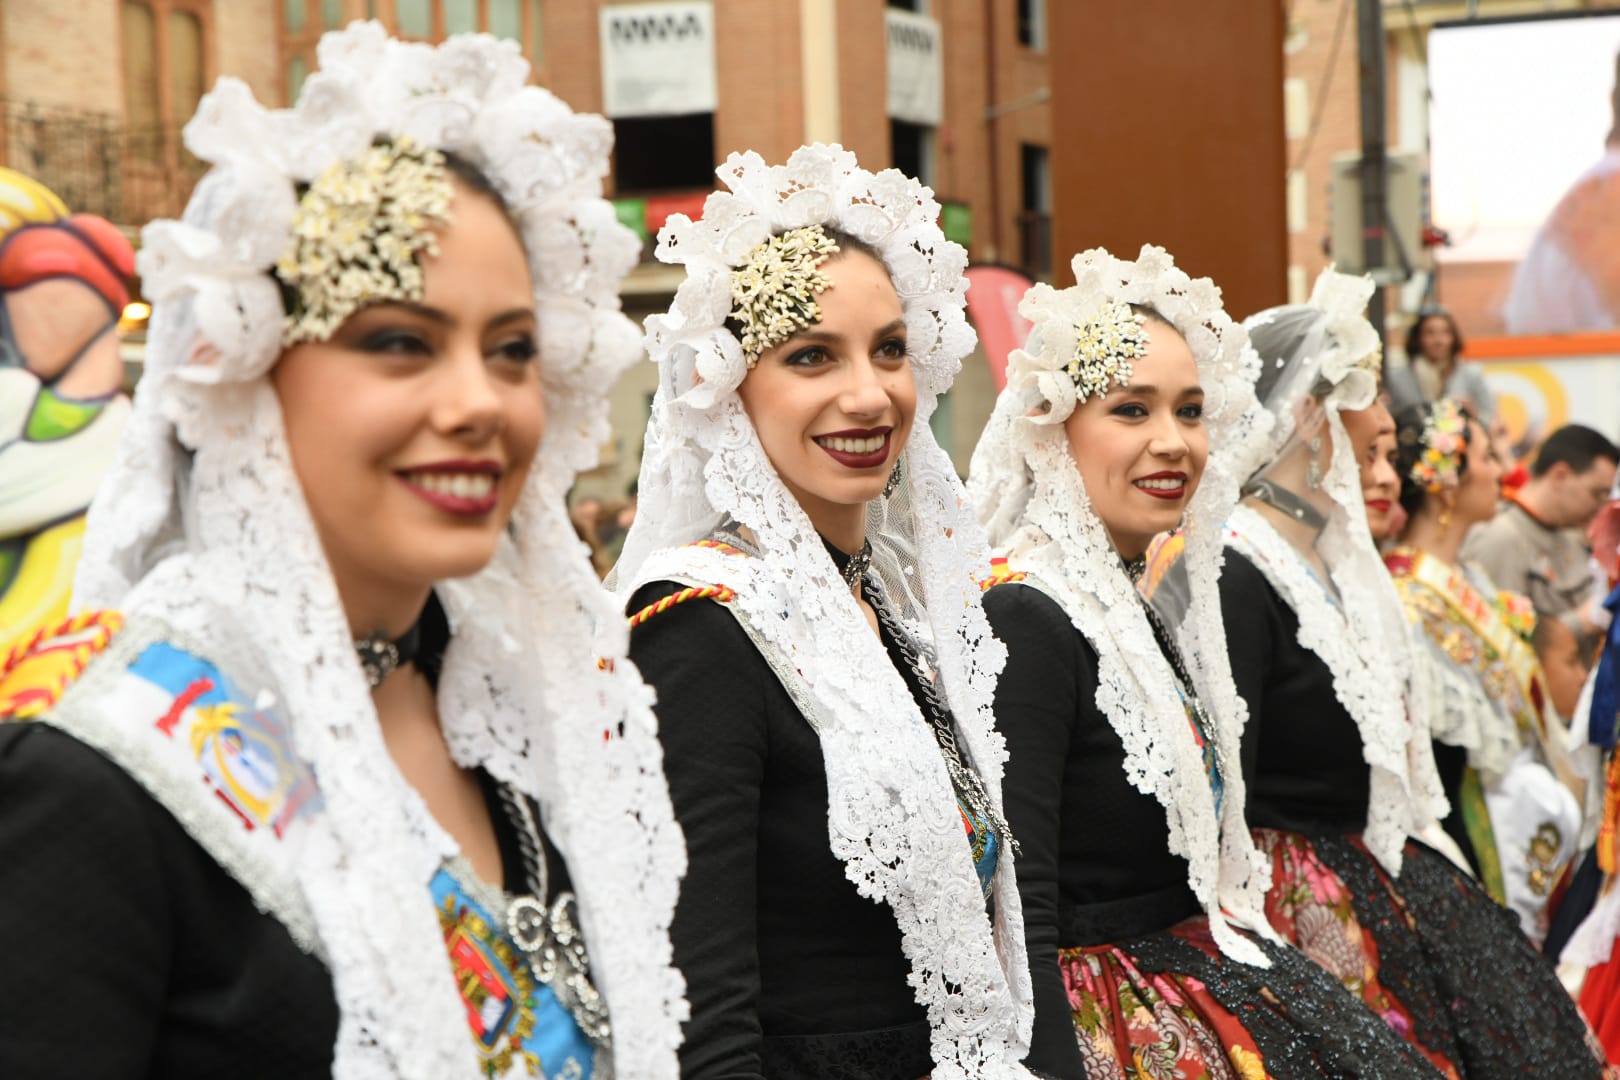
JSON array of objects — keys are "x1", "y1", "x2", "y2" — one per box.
[
  {"x1": 0, "y1": 24, "x2": 685, "y2": 1080},
  {"x1": 609, "y1": 144, "x2": 1033, "y2": 1080},
  {"x1": 967, "y1": 247, "x2": 1443, "y2": 1080}
]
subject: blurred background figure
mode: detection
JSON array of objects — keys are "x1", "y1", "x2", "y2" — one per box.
[
  {"x1": 1464, "y1": 424, "x2": 1620, "y2": 654},
  {"x1": 0, "y1": 168, "x2": 134, "y2": 653},
  {"x1": 1504, "y1": 51, "x2": 1620, "y2": 335},
  {"x1": 1386, "y1": 308, "x2": 1496, "y2": 427}
]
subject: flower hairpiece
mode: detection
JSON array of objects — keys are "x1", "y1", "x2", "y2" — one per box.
[
  {"x1": 1408, "y1": 398, "x2": 1468, "y2": 493},
  {"x1": 275, "y1": 136, "x2": 454, "y2": 345},
  {"x1": 730, "y1": 224, "x2": 841, "y2": 364},
  {"x1": 1065, "y1": 301, "x2": 1149, "y2": 403}
]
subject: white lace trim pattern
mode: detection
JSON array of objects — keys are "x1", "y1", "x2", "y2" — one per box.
[
  {"x1": 967, "y1": 245, "x2": 1277, "y2": 966},
  {"x1": 71, "y1": 24, "x2": 684, "y2": 1079},
  {"x1": 609, "y1": 144, "x2": 1033, "y2": 1079},
  {"x1": 1225, "y1": 503, "x2": 1446, "y2": 872}
]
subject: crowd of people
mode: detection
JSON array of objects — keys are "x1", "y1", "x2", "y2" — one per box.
[{"x1": 4, "y1": 23, "x2": 1620, "y2": 1080}]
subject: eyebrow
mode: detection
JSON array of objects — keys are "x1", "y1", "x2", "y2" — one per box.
[
  {"x1": 1118, "y1": 383, "x2": 1203, "y2": 398},
  {"x1": 782, "y1": 317, "x2": 908, "y2": 347},
  {"x1": 366, "y1": 300, "x2": 535, "y2": 330}
]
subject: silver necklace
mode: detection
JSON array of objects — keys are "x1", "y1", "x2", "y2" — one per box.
[
  {"x1": 861, "y1": 573, "x2": 1020, "y2": 859},
  {"x1": 495, "y1": 783, "x2": 612, "y2": 1043}
]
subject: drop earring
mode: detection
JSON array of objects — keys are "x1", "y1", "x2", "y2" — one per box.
[
  {"x1": 883, "y1": 458, "x2": 903, "y2": 498},
  {"x1": 1306, "y1": 434, "x2": 1323, "y2": 491}
]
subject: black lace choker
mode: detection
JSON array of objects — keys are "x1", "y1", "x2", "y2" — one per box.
[
  {"x1": 1243, "y1": 478, "x2": 1329, "y2": 532},
  {"x1": 822, "y1": 535, "x2": 874, "y2": 589},
  {"x1": 1122, "y1": 554, "x2": 1147, "y2": 584},
  {"x1": 354, "y1": 594, "x2": 447, "y2": 689}
]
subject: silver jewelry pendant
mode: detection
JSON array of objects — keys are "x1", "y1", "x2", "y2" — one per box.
[
  {"x1": 506, "y1": 890, "x2": 612, "y2": 1041},
  {"x1": 353, "y1": 633, "x2": 400, "y2": 688}
]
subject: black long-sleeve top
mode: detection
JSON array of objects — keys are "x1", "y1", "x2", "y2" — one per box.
[
  {"x1": 1218, "y1": 549, "x2": 1372, "y2": 834},
  {"x1": 0, "y1": 723, "x2": 571, "y2": 1079},
  {"x1": 628, "y1": 580, "x2": 942, "y2": 1080},
  {"x1": 985, "y1": 582, "x2": 1198, "y2": 1080}
]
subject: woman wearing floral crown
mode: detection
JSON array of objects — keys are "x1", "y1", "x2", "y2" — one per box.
[
  {"x1": 609, "y1": 145, "x2": 1033, "y2": 1080},
  {"x1": 0, "y1": 25, "x2": 685, "y2": 1080},
  {"x1": 1386, "y1": 400, "x2": 1584, "y2": 943},
  {"x1": 1219, "y1": 269, "x2": 1611, "y2": 1077},
  {"x1": 968, "y1": 246, "x2": 1442, "y2": 1080}
]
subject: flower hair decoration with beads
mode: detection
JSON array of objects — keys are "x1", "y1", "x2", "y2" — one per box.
[
  {"x1": 1065, "y1": 300, "x2": 1149, "y2": 402},
  {"x1": 730, "y1": 224, "x2": 841, "y2": 364},
  {"x1": 276, "y1": 136, "x2": 453, "y2": 345},
  {"x1": 1406, "y1": 398, "x2": 1469, "y2": 493}
]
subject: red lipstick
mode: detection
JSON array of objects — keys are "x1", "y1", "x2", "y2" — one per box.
[
  {"x1": 396, "y1": 459, "x2": 503, "y2": 517},
  {"x1": 814, "y1": 426, "x2": 892, "y2": 470},
  {"x1": 1133, "y1": 471, "x2": 1188, "y2": 501}
]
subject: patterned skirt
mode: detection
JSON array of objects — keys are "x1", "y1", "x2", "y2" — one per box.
[
  {"x1": 1060, "y1": 916, "x2": 1444, "y2": 1080},
  {"x1": 1255, "y1": 827, "x2": 1613, "y2": 1080}
]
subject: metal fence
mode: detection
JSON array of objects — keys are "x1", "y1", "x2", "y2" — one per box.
[{"x1": 2, "y1": 99, "x2": 204, "y2": 227}]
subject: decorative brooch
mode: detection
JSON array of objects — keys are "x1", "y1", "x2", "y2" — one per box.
[
  {"x1": 1406, "y1": 398, "x2": 1468, "y2": 494},
  {"x1": 276, "y1": 135, "x2": 455, "y2": 345},
  {"x1": 730, "y1": 224, "x2": 841, "y2": 364},
  {"x1": 1066, "y1": 301, "x2": 1149, "y2": 403}
]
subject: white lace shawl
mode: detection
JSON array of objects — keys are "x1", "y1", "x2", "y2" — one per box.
[
  {"x1": 71, "y1": 25, "x2": 685, "y2": 1079},
  {"x1": 967, "y1": 245, "x2": 1277, "y2": 966},
  {"x1": 608, "y1": 144, "x2": 1034, "y2": 1080}
]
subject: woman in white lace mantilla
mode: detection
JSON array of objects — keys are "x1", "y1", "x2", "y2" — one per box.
[
  {"x1": 1218, "y1": 269, "x2": 1611, "y2": 1078},
  {"x1": 0, "y1": 24, "x2": 685, "y2": 1080},
  {"x1": 967, "y1": 246, "x2": 1441, "y2": 1080},
  {"x1": 608, "y1": 144, "x2": 1034, "y2": 1080}
]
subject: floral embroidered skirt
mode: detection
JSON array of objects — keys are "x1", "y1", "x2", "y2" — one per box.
[
  {"x1": 1255, "y1": 827, "x2": 1614, "y2": 1080},
  {"x1": 1059, "y1": 916, "x2": 1444, "y2": 1080}
]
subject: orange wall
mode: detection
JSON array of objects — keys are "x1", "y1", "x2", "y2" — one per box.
[{"x1": 1049, "y1": 0, "x2": 1287, "y2": 320}]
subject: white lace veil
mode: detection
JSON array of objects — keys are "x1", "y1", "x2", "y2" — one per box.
[
  {"x1": 967, "y1": 245, "x2": 1277, "y2": 965},
  {"x1": 1224, "y1": 269, "x2": 1447, "y2": 872},
  {"x1": 607, "y1": 144, "x2": 1034, "y2": 1080},
  {"x1": 71, "y1": 24, "x2": 685, "y2": 1079}
]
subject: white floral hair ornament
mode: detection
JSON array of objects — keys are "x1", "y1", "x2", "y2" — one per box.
[
  {"x1": 74, "y1": 23, "x2": 685, "y2": 1080},
  {"x1": 277, "y1": 135, "x2": 453, "y2": 344},
  {"x1": 612, "y1": 144, "x2": 1035, "y2": 1078},
  {"x1": 1007, "y1": 245, "x2": 1253, "y2": 427},
  {"x1": 731, "y1": 224, "x2": 841, "y2": 362}
]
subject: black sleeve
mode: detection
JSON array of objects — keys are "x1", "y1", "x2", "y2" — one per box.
[
  {"x1": 984, "y1": 585, "x2": 1088, "y2": 1080},
  {"x1": 629, "y1": 582, "x2": 771, "y2": 1080},
  {"x1": 0, "y1": 723, "x2": 170, "y2": 1078},
  {"x1": 1218, "y1": 551, "x2": 1278, "y2": 787}
]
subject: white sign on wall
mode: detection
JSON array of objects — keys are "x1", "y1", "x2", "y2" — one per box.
[
  {"x1": 886, "y1": 9, "x2": 943, "y2": 127},
  {"x1": 600, "y1": 2, "x2": 717, "y2": 119}
]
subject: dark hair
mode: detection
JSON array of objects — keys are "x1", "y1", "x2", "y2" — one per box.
[
  {"x1": 1394, "y1": 400, "x2": 1476, "y2": 518},
  {"x1": 1404, "y1": 309, "x2": 1464, "y2": 365},
  {"x1": 1129, "y1": 303, "x2": 1181, "y2": 335},
  {"x1": 1531, "y1": 424, "x2": 1620, "y2": 478}
]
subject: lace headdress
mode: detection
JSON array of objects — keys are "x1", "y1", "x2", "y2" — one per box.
[
  {"x1": 1224, "y1": 268, "x2": 1447, "y2": 872},
  {"x1": 967, "y1": 245, "x2": 1278, "y2": 965},
  {"x1": 608, "y1": 144, "x2": 1034, "y2": 1079},
  {"x1": 73, "y1": 23, "x2": 685, "y2": 1078}
]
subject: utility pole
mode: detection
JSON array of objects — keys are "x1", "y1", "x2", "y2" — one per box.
[{"x1": 1357, "y1": 0, "x2": 1388, "y2": 340}]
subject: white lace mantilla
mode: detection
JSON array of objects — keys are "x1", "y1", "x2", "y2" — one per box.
[
  {"x1": 967, "y1": 245, "x2": 1277, "y2": 965},
  {"x1": 1225, "y1": 502, "x2": 1447, "y2": 872},
  {"x1": 610, "y1": 144, "x2": 1033, "y2": 1079},
  {"x1": 71, "y1": 24, "x2": 684, "y2": 1079}
]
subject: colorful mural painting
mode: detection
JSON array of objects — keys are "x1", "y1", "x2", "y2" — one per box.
[{"x1": 0, "y1": 168, "x2": 136, "y2": 653}]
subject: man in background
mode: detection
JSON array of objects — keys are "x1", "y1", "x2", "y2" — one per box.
[{"x1": 1464, "y1": 424, "x2": 1620, "y2": 653}]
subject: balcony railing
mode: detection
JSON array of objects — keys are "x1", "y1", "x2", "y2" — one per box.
[{"x1": 2, "y1": 99, "x2": 205, "y2": 228}]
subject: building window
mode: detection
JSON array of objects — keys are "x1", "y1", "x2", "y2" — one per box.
[
  {"x1": 122, "y1": 1, "x2": 212, "y2": 155},
  {"x1": 888, "y1": 0, "x2": 926, "y2": 10},
  {"x1": 891, "y1": 119, "x2": 934, "y2": 187},
  {"x1": 1017, "y1": 0, "x2": 1045, "y2": 50},
  {"x1": 613, "y1": 113, "x2": 715, "y2": 194},
  {"x1": 1019, "y1": 143, "x2": 1051, "y2": 277},
  {"x1": 283, "y1": 0, "x2": 542, "y2": 103}
]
